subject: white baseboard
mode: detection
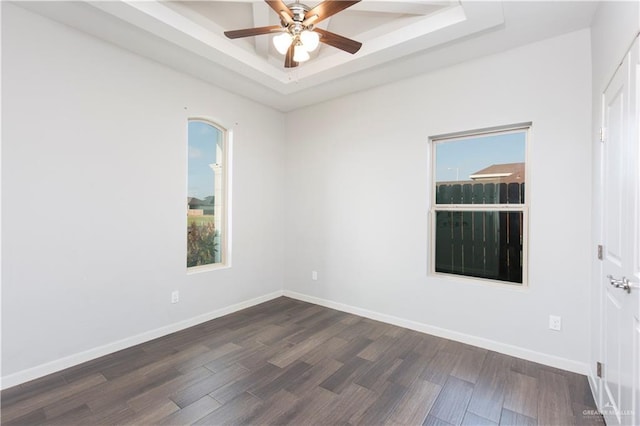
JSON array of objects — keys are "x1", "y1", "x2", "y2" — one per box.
[
  {"x1": 283, "y1": 290, "x2": 589, "y2": 375},
  {"x1": 0, "y1": 290, "x2": 284, "y2": 390},
  {"x1": 587, "y1": 371, "x2": 601, "y2": 410},
  {"x1": 2, "y1": 289, "x2": 590, "y2": 390}
]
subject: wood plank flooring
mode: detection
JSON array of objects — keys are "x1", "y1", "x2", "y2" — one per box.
[{"x1": 1, "y1": 297, "x2": 604, "y2": 426}]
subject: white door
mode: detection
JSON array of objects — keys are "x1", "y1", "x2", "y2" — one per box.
[{"x1": 601, "y1": 37, "x2": 640, "y2": 426}]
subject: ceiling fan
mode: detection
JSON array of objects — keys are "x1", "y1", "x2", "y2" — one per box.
[{"x1": 224, "y1": 0, "x2": 363, "y2": 68}]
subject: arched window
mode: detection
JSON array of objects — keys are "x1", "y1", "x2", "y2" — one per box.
[{"x1": 187, "y1": 119, "x2": 228, "y2": 269}]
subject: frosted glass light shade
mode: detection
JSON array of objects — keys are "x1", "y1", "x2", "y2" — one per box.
[
  {"x1": 273, "y1": 32, "x2": 293, "y2": 54},
  {"x1": 300, "y1": 30, "x2": 319, "y2": 52},
  {"x1": 293, "y1": 43, "x2": 310, "y2": 62}
]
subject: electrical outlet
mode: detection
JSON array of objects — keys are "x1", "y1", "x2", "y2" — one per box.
[
  {"x1": 549, "y1": 315, "x2": 561, "y2": 331},
  {"x1": 311, "y1": 271, "x2": 318, "y2": 281},
  {"x1": 171, "y1": 290, "x2": 179, "y2": 304}
]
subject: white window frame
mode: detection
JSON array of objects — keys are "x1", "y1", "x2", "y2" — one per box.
[
  {"x1": 429, "y1": 123, "x2": 531, "y2": 287},
  {"x1": 187, "y1": 118, "x2": 232, "y2": 273}
]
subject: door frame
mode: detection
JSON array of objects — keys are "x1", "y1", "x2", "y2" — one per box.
[{"x1": 595, "y1": 33, "x2": 640, "y2": 425}]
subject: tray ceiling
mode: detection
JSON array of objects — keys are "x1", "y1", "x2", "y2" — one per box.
[{"x1": 14, "y1": 1, "x2": 599, "y2": 111}]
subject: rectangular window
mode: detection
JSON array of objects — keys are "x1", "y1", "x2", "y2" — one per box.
[
  {"x1": 187, "y1": 119, "x2": 228, "y2": 269},
  {"x1": 430, "y1": 124, "x2": 529, "y2": 285}
]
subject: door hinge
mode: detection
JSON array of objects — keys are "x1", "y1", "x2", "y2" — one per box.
[
  {"x1": 597, "y1": 245, "x2": 603, "y2": 260},
  {"x1": 600, "y1": 127, "x2": 606, "y2": 142},
  {"x1": 597, "y1": 361, "x2": 603, "y2": 378}
]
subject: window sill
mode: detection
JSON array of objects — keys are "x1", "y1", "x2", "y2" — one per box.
[
  {"x1": 430, "y1": 271, "x2": 529, "y2": 290},
  {"x1": 187, "y1": 263, "x2": 231, "y2": 275}
]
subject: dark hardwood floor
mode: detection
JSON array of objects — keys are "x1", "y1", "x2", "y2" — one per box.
[{"x1": 1, "y1": 297, "x2": 603, "y2": 425}]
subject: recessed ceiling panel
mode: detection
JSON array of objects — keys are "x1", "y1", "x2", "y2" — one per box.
[
  {"x1": 83, "y1": 0, "x2": 497, "y2": 89},
  {"x1": 167, "y1": 1, "x2": 256, "y2": 30},
  {"x1": 13, "y1": 1, "x2": 599, "y2": 110}
]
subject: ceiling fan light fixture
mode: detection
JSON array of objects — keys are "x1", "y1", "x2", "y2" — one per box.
[
  {"x1": 300, "y1": 30, "x2": 319, "y2": 52},
  {"x1": 225, "y1": 0, "x2": 363, "y2": 68},
  {"x1": 293, "y1": 43, "x2": 310, "y2": 62},
  {"x1": 273, "y1": 32, "x2": 293, "y2": 54}
]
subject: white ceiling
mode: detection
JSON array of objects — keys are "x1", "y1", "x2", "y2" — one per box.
[{"x1": 16, "y1": 1, "x2": 599, "y2": 111}]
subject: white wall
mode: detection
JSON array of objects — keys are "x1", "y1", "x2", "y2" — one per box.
[
  {"x1": 1, "y1": 2, "x2": 601, "y2": 387},
  {"x1": 1, "y1": 3, "x2": 285, "y2": 384},
  {"x1": 284, "y1": 29, "x2": 593, "y2": 371},
  {"x1": 589, "y1": 0, "x2": 640, "y2": 404}
]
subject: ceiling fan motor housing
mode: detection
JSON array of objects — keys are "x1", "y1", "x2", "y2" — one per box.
[
  {"x1": 288, "y1": 3, "x2": 310, "y2": 20},
  {"x1": 285, "y1": 3, "x2": 314, "y2": 34}
]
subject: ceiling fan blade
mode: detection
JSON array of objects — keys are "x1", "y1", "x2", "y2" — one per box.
[
  {"x1": 306, "y1": 0, "x2": 361, "y2": 25},
  {"x1": 224, "y1": 25, "x2": 282, "y2": 39},
  {"x1": 285, "y1": 43, "x2": 298, "y2": 68},
  {"x1": 265, "y1": 0, "x2": 294, "y2": 22},
  {"x1": 315, "y1": 28, "x2": 362, "y2": 54}
]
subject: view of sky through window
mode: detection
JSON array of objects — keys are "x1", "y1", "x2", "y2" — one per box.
[
  {"x1": 435, "y1": 132, "x2": 526, "y2": 182},
  {"x1": 188, "y1": 121, "x2": 220, "y2": 200},
  {"x1": 187, "y1": 120, "x2": 225, "y2": 268}
]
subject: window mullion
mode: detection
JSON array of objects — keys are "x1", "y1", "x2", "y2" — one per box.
[{"x1": 433, "y1": 205, "x2": 525, "y2": 211}]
